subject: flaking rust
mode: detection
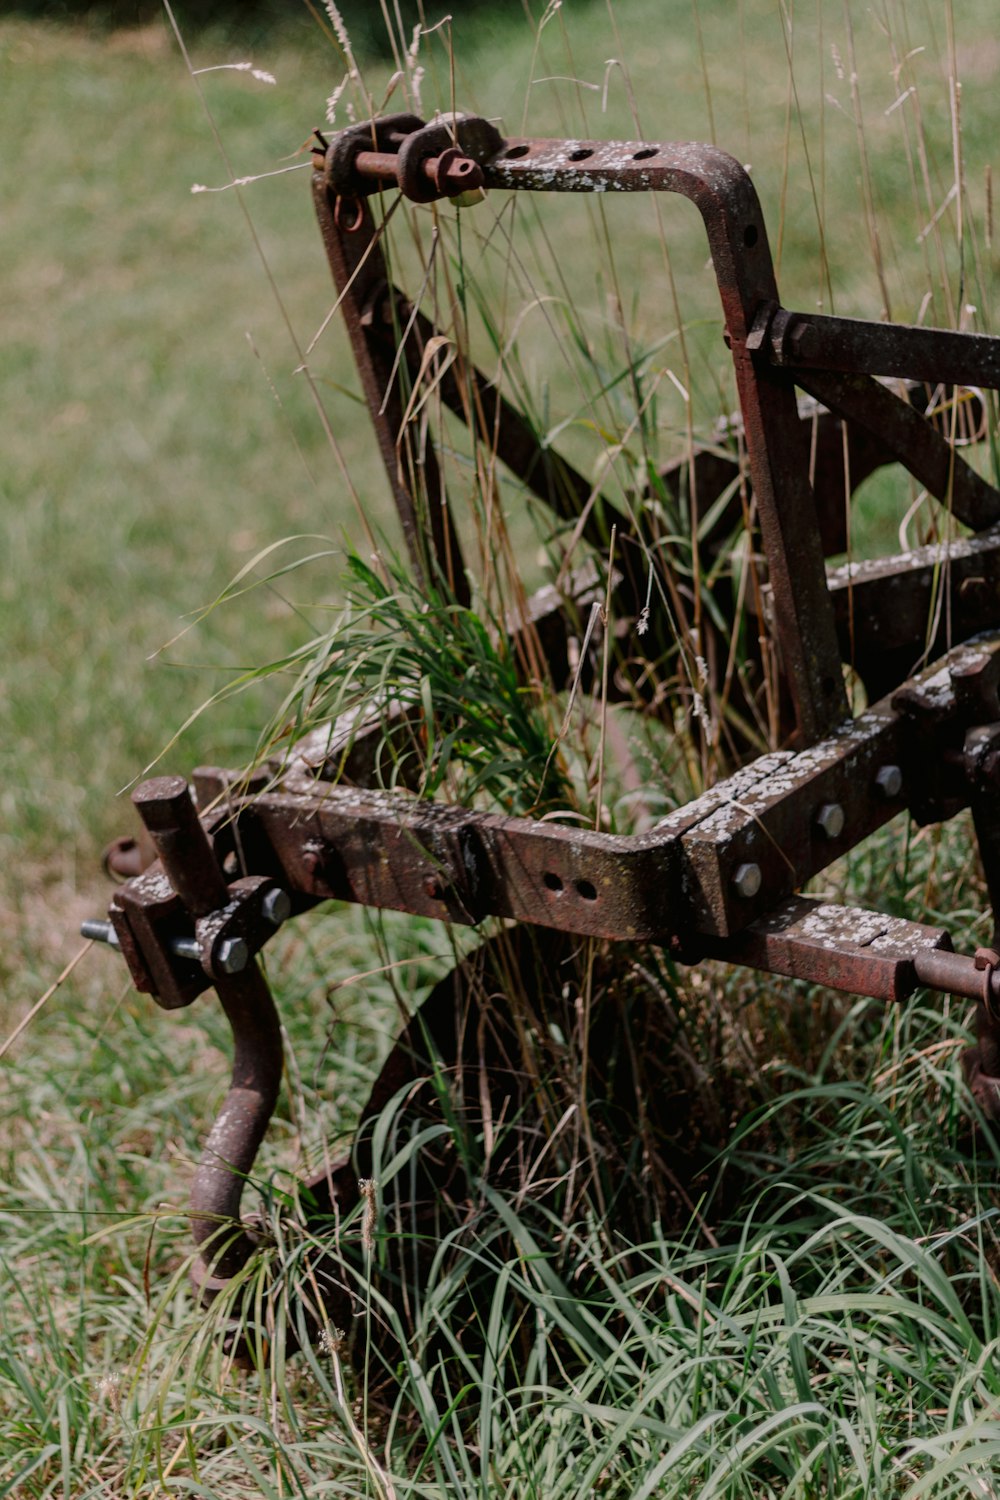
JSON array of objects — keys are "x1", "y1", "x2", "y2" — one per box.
[{"x1": 85, "y1": 112, "x2": 1000, "y2": 1320}]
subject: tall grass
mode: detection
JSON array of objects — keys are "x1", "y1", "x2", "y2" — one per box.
[{"x1": 5, "y1": 1, "x2": 1000, "y2": 1496}]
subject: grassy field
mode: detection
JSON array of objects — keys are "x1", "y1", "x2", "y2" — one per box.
[{"x1": 5, "y1": 1, "x2": 1000, "y2": 1494}]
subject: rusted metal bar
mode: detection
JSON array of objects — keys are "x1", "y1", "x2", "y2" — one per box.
[
  {"x1": 131, "y1": 776, "x2": 284, "y2": 1287},
  {"x1": 795, "y1": 367, "x2": 1000, "y2": 531},
  {"x1": 701, "y1": 895, "x2": 951, "y2": 1002},
  {"x1": 311, "y1": 182, "x2": 470, "y2": 605},
  {"x1": 768, "y1": 307, "x2": 1000, "y2": 391},
  {"x1": 352, "y1": 147, "x2": 484, "y2": 199},
  {"x1": 206, "y1": 682, "x2": 908, "y2": 947}
]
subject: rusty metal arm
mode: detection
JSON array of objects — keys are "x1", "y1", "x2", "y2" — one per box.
[
  {"x1": 128, "y1": 777, "x2": 284, "y2": 1287},
  {"x1": 794, "y1": 367, "x2": 1000, "y2": 532},
  {"x1": 767, "y1": 307, "x2": 1000, "y2": 391}
]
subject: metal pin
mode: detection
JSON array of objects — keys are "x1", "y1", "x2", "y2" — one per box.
[{"x1": 81, "y1": 918, "x2": 199, "y2": 963}]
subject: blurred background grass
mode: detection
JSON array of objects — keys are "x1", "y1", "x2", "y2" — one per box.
[{"x1": 4, "y1": 4, "x2": 1000, "y2": 1491}]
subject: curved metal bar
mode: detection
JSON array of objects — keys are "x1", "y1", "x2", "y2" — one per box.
[
  {"x1": 189, "y1": 965, "x2": 284, "y2": 1289},
  {"x1": 131, "y1": 776, "x2": 284, "y2": 1290},
  {"x1": 484, "y1": 137, "x2": 849, "y2": 743}
]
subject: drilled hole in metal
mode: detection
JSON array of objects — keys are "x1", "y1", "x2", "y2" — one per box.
[
  {"x1": 543, "y1": 872, "x2": 564, "y2": 893},
  {"x1": 505, "y1": 144, "x2": 530, "y2": 159},
  {"x1": 568, "y1": 148, "x2": 594, "y2": 162},
  {"x1": 632, "y1": 147, "x2": 658, "y2": 160},
  {"x1": 743, "y1": 224, "x2": 759, "y2": 248},
  {"x1": 575, "y1": 879, "x2": 598, "y2": 902}
]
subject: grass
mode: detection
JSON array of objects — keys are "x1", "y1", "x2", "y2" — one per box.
[{"x1": 5, "y1": 0, "x2": 1000, "y2": 1494}]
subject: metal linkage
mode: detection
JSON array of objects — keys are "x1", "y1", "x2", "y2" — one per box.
[{"x1": 109, "y1": 777, "x2": 288, "y2": 1289}]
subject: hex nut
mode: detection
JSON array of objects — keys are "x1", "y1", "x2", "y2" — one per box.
[
  {"x1": 215, "y1": 936, "x2": 249, "y2": 975},
  {"x1": 815, "y1": 802, "x2": 846, "y2": 840},
  {"x1": 732, "y1": 862, "x2": 762, "y2": 899},
  {"x1": 875, "y1": 764, "x2": 903, "y2": 799},
  {"x1": 261, "y1": 887, "x2": 292, "y2": 927}
]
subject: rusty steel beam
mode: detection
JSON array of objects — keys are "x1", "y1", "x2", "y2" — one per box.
[
  {"x1": 795, "y1": 367, "x2": 1000, "y2": 532},
  {"x1": 312, "y1": 180, "x2": 470, "y2": 605},
  {"x1": 701, "y1": 895, "x2": 951, "y2": 1002},
  {"x1": 214, "y1": 684, "x2": 908, "y2": 947},
  {"x1": 768, "y1": 307, "x2": 1000, "y2": 391}
]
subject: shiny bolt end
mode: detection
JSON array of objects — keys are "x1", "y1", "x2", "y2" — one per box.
[
  {"x1": 732, "y1": 862, "x2": 762, "y2": 899},
  {"x1": 815, "y1": 802, "x2": 846, "y2": 839},
  {"x1": 261, "y1": 888, "x2": 292, "y2": 927},
  {"x1": 81, "y1": 918, "x2": 119, "y2": 948},
  {"x1": 215, "y1": 937, "x2": 249, "y2": 975},
  {"x1": 875, "y1": 764, "x2": 903, "y2": 799}
]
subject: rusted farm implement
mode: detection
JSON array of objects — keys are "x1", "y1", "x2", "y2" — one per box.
[{"x1": 84, "y1": 114, "x2": 1000, "y2": 1336}]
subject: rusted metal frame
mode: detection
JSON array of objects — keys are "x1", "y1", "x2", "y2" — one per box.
[
  {"x1": 127, "y1": 777, "x2": 284, "y2": 1288},
  {"x1": 216, "y1": 635, "x2": 1000, "y2": 950},
  {"x1": 767, "y1": 306, "x2": 1000, "y2": 391},
  {"x1": 483, "y1": 137, "x2": 849, "y2": 743},
  {"x1": 793, "y1": 367, "x2": 1000, "y2": 533},
  {"x1": 212, "y1": 682, "x2": 906, "y2": 949},
  {"x1": 657, "y1": 702, "x2": 906, "y2": 938},
  {"x1": 372, "y1": 281, "x2": 998, "y2": 701},
  {"x1": 312, "y1": 180, "x2": 470, "y2": 607},
  {"x1": 964, "y1": 724, "x2": 1000, "y2": 948},
  {"x1": 661, "y1": 384, "x2": 988, "y2": 565}
]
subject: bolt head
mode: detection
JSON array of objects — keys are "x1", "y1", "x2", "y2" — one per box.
[
  {"x1": 732, "y1": 862, "x2": 762, "y2": 899},
  {"x1": 215, "y1": 936, "x2": 249, "y2": 975},
  {"x1": 875, "y1": 764, "x2": 903, "y2": 799},
  {"x1": 261, "y1": 887, "x2": 291, "y2": 927},
  {"x1": 815, "y1": 802, "x2": 846, "y2": 840}
]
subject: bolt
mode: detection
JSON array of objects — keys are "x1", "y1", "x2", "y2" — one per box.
[
  {"x1": 875, "y1": 764, "x2": 903, "y2": 799},
  {"x1": 731, "y1": 862, "x2": 762, "y2": 899},
  {"x1": 215, "y1": 937, "x2": 249, "y2": 975},
  {"x1": 80, "y1": 919, "x2": 200, "y2": 963},
  {"x1": 815, "y1": 802, "x2": 846, "y2": 840},
  {"x1": 261, "y1": 887, "x2": 291, "y2": 927},
  {"x1": 81, "y1": 918, "x2": 120, "y2": 948}
]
